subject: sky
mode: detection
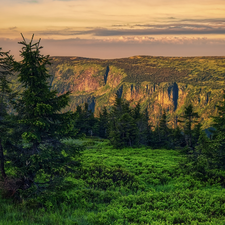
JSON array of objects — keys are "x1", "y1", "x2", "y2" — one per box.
[{"x1": 1, "y1": 0, "x2": 225, "y2": 59}]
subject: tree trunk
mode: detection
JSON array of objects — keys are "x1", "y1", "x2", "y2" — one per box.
[{"x1": 0, "y1": 139, "x2": 7, "y2": 181}]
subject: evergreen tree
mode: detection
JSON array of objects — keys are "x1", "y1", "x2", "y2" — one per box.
[
  {"x1": 192, "y1": 122, "x2": 202, "y2": 147},
  {"x1": 75, "y1": 103, "x2": 97, "y2": 137},
  {"x1": 158, "y1": 110, "x2": 171, "y2": 147},
  {"x1": 171, "y1": 126, "x2": 185, "y2": 148},
  {"x1": 98, "y1": 106, "x2": 108, "y2": 138},
  {"x1": 108, "y1": 93, "x2": 138, "y2": 148},
  {"x1": 152, "y1": 110, "x2": 171, "y2": 148},
  {"x1": 5, "y1": 35, "x2": 83, "y2": 196},
  {"x1": 178, "y1": 104, "x2": 199, "y2": 151},
  {"x1": 182, "y1": 95, "x2": 225, "y2": 177},
  {"x1": 0, "y1": 48, "x2": 14, "y2": 181},
  {"x1": 207, "y1": 93, "x2": 225, "y2": 169},
  {"x1": 143, "y1": 108, "x2": 153, "y2": 146},
  {"x1": 132, "y1": 103, "x2": 152, "y2": 146}
]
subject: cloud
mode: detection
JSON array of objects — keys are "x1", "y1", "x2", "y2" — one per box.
[
  {"x1": 34, "y1": 23, "x2": 225, "y2": 37},
  {"x1": 26, "y1": 18, "x2": 225, "y2": 38},
  {"x1": 9, "y1": 27, "x2": 17, "y2": 31},
  {"x1": 1, "y1": 36, "x2": 225, "y2": 60},
  {"x1": 53, "y1": 0, "x2": 80, "y2": 1},
  {"x1": 180, "y1": 18, "x2": 225, "y2": 23}
]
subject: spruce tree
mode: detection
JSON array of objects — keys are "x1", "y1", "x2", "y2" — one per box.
[
  {"x1": 98, "y1": 106, "x2": 108, "y2": 138},
  {"x1": 171, "y1": 126, "x2": 185, "y2": 148},
  {"x1": 144, "y1": 108, "x2": 153, "y2": 146},
  {"x1": 108, "y1": 93, "x2": 138, "y2": 148},
  {"x1": 184, "y1": 92, "x2": 225, "y2": 174},
  {"x1": 158, "y1": 110, "x2": 171, "y2": 147},
  {"x1": 152, "y1": 110, "x2": 171, "y2": 148},
  {"x1": 0, "y1": 48, "x2": 14, "y2": 181},
  {"x1": 6, "y1": 35, "x2": 83, "y2": 196},
  {"x1": 178, "y1": 104, "x2": 199, "y2": 151},
  {"x1": 75, "y1": 103, "x2": 97, "y2": 137},
  {"x1": 133, "y1": 103, "x2": 150, "y2": 146},
  {"x1": 207, "y1": 93, "x2": 225, "y2": 169}
]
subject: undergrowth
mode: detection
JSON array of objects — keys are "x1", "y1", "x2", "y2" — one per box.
[{"x1": 1, "y1": 138, "x2": 225, "y2": 224}]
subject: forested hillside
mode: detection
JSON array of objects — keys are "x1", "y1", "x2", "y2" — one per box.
[
  {"x1": 11, "y1": 55, "x2": 225, "y2": 129},
  {"x1": 2, "y1": 37, "x2": 225, "y2": 225}
]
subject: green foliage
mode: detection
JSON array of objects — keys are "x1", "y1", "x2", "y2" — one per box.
[
  {"x1": 107, "y1": 93, "x2": 141, "y2": 148},
  {"x1": 97, "y1": 106, "x2": 108, "y2": 138},
  {"x1": 204, "y1": 93, "x2": 225, "y2": 170},
  {"x1": 1, "y1": 141, "x2": 225, "y2": 224},
  {"x1": 2, "y1": 41, "x2": 225, "y2": 224},
  {"x1": 74, "y1": 103, "x2": 98, "y2": 137},
  {"x1": 0, "y1": 47, "x2": 15, "y2": 181},
  {"x1": 178, "y1": 94, "x2": 225, "y2": 188},
  {"x1": 178, "y1": 104, "x2": 200, "y2": 150},
  {"x1": 172, "y1": 126, "x2": 186, "y2": 148},
  {"x1": 74, "y1": 164, "x2": 137, "y2": 191},
  {"x1": 152, "y1": 110, "x2": 173, "y2": 149},
  {"x1": 2, "y1": 35, "x2": 83, "y2": 198}
]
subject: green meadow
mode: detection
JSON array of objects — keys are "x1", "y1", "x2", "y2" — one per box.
[{"x1": 1, "y1": 138, "x2": 225, "y2": 225}]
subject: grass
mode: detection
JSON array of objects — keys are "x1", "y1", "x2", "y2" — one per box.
[{"x1": 1, "y1": 138, "x2": 225, "y2": 224}]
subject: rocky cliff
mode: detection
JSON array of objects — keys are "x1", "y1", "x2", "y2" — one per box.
[{"x1": 12, "y1": 56, "x2": 225, "y2": 129}]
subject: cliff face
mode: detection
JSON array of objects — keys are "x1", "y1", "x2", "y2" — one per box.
[
  {"x1": 108, "y1": 82, "x2": 219, "y2": 128},
  {"x1": 36, "y1": 56, "x2": 225, "y2": 128}
]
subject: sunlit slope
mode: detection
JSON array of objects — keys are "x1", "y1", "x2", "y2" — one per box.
[{"x1": 11, "y1": 56, "x2": 225, "y2": 129}]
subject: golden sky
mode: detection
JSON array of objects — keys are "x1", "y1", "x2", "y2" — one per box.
[{"x1": 1, "y1": 0, "x2": 225, "y2": 59}]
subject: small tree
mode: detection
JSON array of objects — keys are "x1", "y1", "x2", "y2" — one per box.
[{"x1": 5, "y1": 35, "x2": 83, "y2": 197}]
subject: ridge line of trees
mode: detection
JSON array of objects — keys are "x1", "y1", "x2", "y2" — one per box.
[{"x1": 74, "y1": 93, "x2": 202, "y2": 150}]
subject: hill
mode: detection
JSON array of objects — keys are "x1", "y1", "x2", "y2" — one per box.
[{"x1": 10, "y1": 56, "x2": 225, "y2": 129}]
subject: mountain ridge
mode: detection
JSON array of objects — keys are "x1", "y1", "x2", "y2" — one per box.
[{"x1": 10, "y1": 55, "x2": 225, "y2": 129}]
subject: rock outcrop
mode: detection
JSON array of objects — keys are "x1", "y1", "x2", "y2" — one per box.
[{"x1": 29, "y1": 56, "x2": 225, "y2": 128}]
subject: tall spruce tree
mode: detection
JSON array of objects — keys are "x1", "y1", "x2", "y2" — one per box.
[
  {"x1": 0, "y1": 48, "x2": 14, "y2": 182},
  {"x1": 144, "y1": 108, "x2": 153, "y2": 146},
  {"x1": 207, "y1": 92, "x2": 225, "y2": 169},
  {"x1": 75, "y1": 103, "x2": 97, "y2": 137},
  {"x1": 158, "y1": 110, "x2": 171, "y2": 147},
  {"x1": 171, "y1": 126, "x2": 186, "y2": 148},
  {"x1": 108, "y1": 93, "x2": 138, "y2": 148},
  {"x1": 178, "y1": 104, "x2": 199, "y2": 151},
  {"x1": 5, "y1": 35, "x2": 83, "y2": 196},
  {"x1": 133, "y1": 103, "x2": 150, "y2": 146},
  {"x1": 182, "y1": 93, "x2": 225, "y2": 174},
  {"x1": 98, "y1": 106, "x2": 108, "y2": 138}
]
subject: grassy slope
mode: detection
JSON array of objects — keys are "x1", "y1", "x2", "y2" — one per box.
[{"x1": 1, "y1": 139, "x2": 225, "y2": 225}]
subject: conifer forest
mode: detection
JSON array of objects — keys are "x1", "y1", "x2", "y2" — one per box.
[{"x1": 1, "y1": 36, "x2": 225, "y2": 224}]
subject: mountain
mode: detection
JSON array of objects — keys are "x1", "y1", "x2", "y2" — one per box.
[{"x1": 10, "y1": 55, "x2": 225, "y2": 129}]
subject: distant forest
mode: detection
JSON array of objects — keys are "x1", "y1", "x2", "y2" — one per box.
[{"x1": 49, "y1": 55, "x2": 225, "y2": 88}]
